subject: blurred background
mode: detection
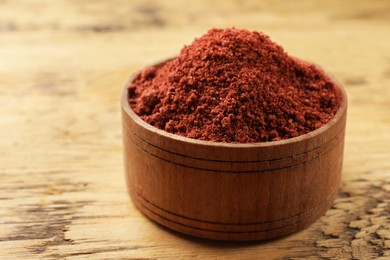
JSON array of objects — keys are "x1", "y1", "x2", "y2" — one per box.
[{"x1": 1, "y1": 0, "x2": 389, "y2": 259}]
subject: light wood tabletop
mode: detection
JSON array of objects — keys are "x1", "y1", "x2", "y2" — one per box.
[{"x1": 1, "y1": 0, "x2": 389, "y2": 259}]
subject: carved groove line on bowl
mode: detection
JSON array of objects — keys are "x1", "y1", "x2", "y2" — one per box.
[
  {"x1": 130, "y1": 186, "x2": 339, "y2": 226},
  {"x1": 124, "y1": 123, "x2": 345, "y2": 173},
  {"x1": 130, "y1": 187, "x2": 338, "y2": 233}
]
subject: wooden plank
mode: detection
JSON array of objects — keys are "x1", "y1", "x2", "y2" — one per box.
[{"x1": 0, "y1": 0, "x2": 389, "y2": 259}]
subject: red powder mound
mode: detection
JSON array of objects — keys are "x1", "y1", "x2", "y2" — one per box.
[{"x1": 128, "y1": 28, "x2": 341, "y2": 143}]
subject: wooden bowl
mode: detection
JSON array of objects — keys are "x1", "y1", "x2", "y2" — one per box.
[{"x1": 121, "y1": 66, "x2": 347, "y2": 241}]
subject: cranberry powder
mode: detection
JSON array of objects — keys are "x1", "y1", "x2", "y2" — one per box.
[{"x1": 128, "y1": 28, "x2": 341, "y2": 143}]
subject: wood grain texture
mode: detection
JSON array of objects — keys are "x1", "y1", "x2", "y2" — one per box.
[{"x1": 0, "y1": 0, "x2": 389, "y2": 258}]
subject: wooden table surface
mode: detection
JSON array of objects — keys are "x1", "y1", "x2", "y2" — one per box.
[{"x1": 1, "y1": 0, "x2": 389, "y2": 259}]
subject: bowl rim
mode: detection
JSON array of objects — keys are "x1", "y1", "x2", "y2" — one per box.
[{"x1": 121, "y1": 66, "x2": 347, "y2": 149}]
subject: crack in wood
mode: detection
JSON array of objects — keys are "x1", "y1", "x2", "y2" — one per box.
[
  {"x1": 0, "y1": 179, "x2": 92, "y2": 256},
  {"x1": 53, "y1": 245, "x2": 153, "y2": 258},
  {"x1": 303, "y1": 179, "x2": 390, "y2": 259},
  {"x1": 7, "y1": 200, "x2": 89, "y2": 254},
  {"x1": 282, "y1": 179, "x2": 390, "y2": 259}
]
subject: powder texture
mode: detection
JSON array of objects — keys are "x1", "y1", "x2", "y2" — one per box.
[{"x1": 128, "y1": 28, "x2": 341, "y2": 143}]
